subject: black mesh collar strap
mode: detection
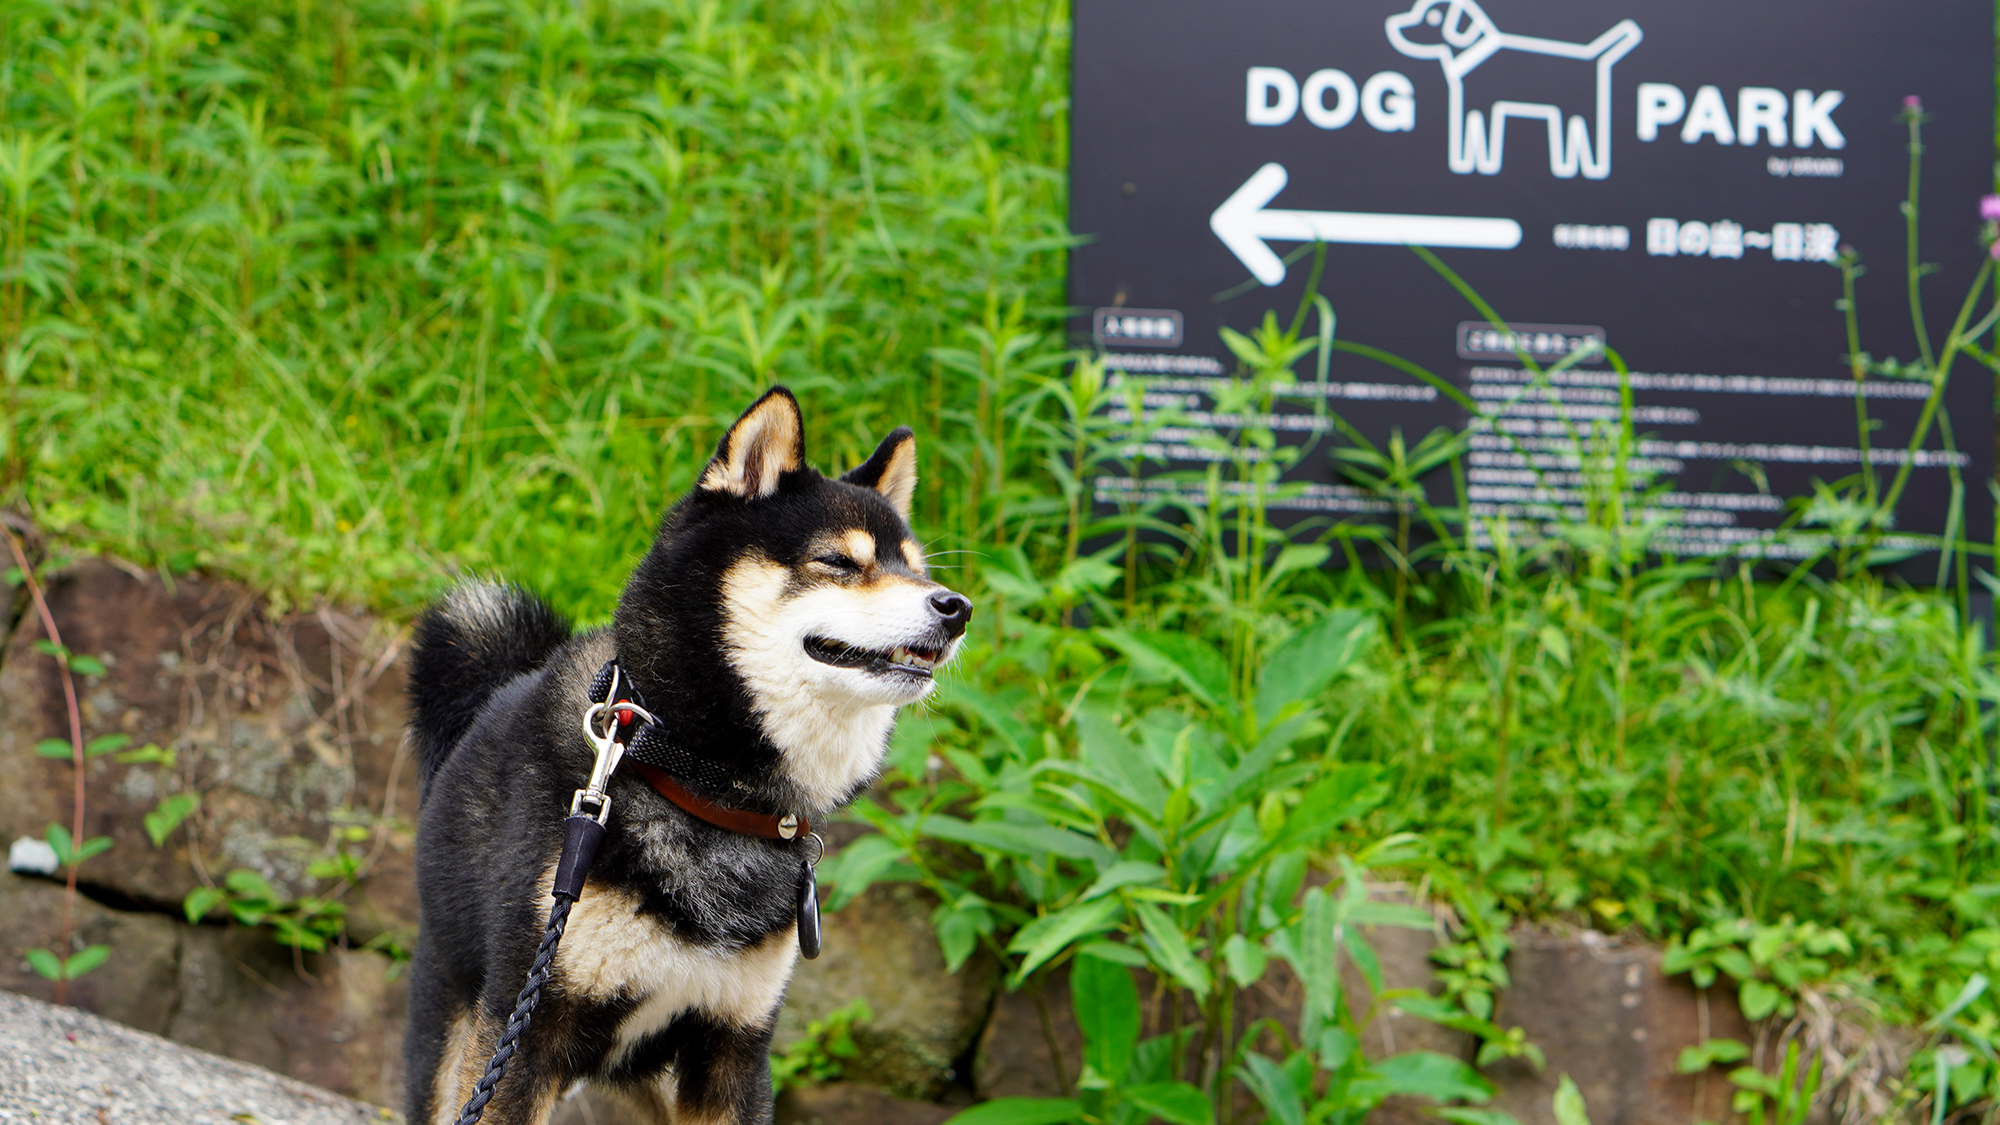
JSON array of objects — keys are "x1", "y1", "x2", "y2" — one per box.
[{"x1": 589, "y1": 658, "x2": 799, "y2": 828}]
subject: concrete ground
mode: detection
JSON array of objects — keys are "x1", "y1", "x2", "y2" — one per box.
[{"x1": 0, "y1": 989, "x2": 393, "y2": 1125}]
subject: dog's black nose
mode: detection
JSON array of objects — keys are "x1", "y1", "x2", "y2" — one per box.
[{"x1": 929, "y1": 590, "x2": 972, "y2": 638}]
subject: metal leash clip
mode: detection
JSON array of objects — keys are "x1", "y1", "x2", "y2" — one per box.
[{"x1": 572, "y1": 666, "x2": 656, "y2": 825}]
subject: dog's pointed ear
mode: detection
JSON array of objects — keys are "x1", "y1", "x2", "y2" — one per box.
[
  {"x1": 842, "y1": 426, "x2": 917, "y2": 522},
  {"x1": 701, "y1": 387, "x2": 805, "y2": 500}
]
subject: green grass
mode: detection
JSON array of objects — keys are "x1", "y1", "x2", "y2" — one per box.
[
  {"x1": 3, "y1": 0, "x2": 1069, "y2": 615},
  {"x1": 6, "y1": 0, "x2": 1999, "y2": 1114}
]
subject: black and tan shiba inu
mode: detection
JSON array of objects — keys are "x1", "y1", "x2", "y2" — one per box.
[{"x1": 402, "y1": 387, "x2": 970, "y2": 1125}]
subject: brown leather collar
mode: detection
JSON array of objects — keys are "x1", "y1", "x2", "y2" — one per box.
[{"x1": 625, "y1": 759, "x2": 810, "y2": 840}]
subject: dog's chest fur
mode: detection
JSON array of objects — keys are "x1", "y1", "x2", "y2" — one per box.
[{"x1": 556, "y1": 878, "x2": 797, "y2": 1051}]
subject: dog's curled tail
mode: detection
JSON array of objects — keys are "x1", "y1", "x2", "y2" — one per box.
[{"x1": 407, "y1": 581, "x2": 572, "y2": 791}]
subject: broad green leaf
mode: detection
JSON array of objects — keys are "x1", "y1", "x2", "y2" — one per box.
[
  {"x1": 25, "y1": 948, "x2": 61, "y2": 982},
  {"x1": 1347, "y1": 901, "x2": 1435, "y2": 929},
  {"x1": 1220, "y1": 326, "x2": 1263, "y2": 367},
  {"x1": 1713, "y1": 949, "x2": 1755, "y2": 981},
  {"x1": 1262, "y1": 851, "x2": 1309, "y2": 916},
  {"x1": 1343, "y1": 933, "x2": 1386, "y2": 1001},
  {"x1": 1747, "y1": 927, "x2": 1785, "y2": 966},
  {"x1": 144, "y1": 793, "x2": 200, "y2": 848},
  {"x1": 1082, "y1": 861, "x2": 1167, "y2": 900},
  {"x1": 1135, "y1": 904, "x2": 1209, "y2": 998},
  {"x1": 922, "y1": 816, "x2": 1117, "y2": 867},
  {"x1": 68, "y1": 655, "x2": 106, "y2": 677},
  {"x1": 44, "y1": 824, "x2": 73, "y2": 864},
  {"x1": 116, "y1": 744, "x2": 176, "y2": 766},
  {"x1": 1121, "y1": 1082, "x2": 1213, "y2": 1125},
  {"x1": 1074, "y1": 709, "x2": 1167, "y2": 810},
  {"x1": 947, "y1": 681, "x2": 1038, "y2": 757},
  {"x1": 1317, "y1": 1028, "x2": 1359, "y2": 1071},
  {"x1": 1438, "y1": 1111, "x2": 1526, "y2": 1125},
  {"x1": 1265, "y1": 544, "x2": 1332, "y2": 584},
  {"x1": 1135, "y1": 632, "x2": 1230, "y2": 707},
  {"x1": 1131, "y1": 1030, "x2": 1196, "y2": 1088},
  {"x1": 820, "y1": 834, "x2": 912, "y2": 910},
  {"x1": 1728, "y1": 1066, "x2": 1779, "y2": 1097},
  {"x1": 184, "y1": 886, "x2": 226, "y2": 923},
  {"x1": 988, "y1": 560, "x2": 1064, "y2": 604},
  {"x1": 1371, "y1": 1051, "x2": 1494, "y2": 1103},
  {"x1": 887, "y1": 713, "x2": 941, "y2": 779},
  {"x1": 1659, "y1": 944, "x2": 1700, "y2": 976},
  {"x1": 1236, "y1": 1053, "x2": 1302, "y2": 1125},
  {"x1": 1739, "y1": 979, "x2": 1781, "y2": 1021},
  {"x1": 940, "y1": 1099, "x2": 1080, "y2": 1125},
  {"x1": 1076, "y1": 941, "x2": 1149, "y2": 967},
  {"x1": 73, "y1": 836, "x2": 113, "y2": 862},
  {"x1": 33, "y1": 640, "x2": 65, "y2": 659},
  {"x1": 1675, "y1": 1038, "x2": 1749, "y2": 1073},
  {"x1": 34, "y1": 738, "x2": 72, "y2": 759},
  {"x1": 1535, "y1": 625, "x2": 1571, "y2": 669},
  {"x1": 275, "y1": 918, "x2": 329, "y2": 952},
  {"x1": 1007, "y1": 897, "x2": 1123, "y2": 979},
  {"x1": 1072, "y1": 952, "x2": 1139, "y2": 1084},
  {"x1": 1286, "y1": 887, "x2": 1341, "y2": 1041},
  {"x1": 1266, "y1": 765, "x2": 1388, "y2": 854},
  {"x1": 935, "y1": 900, "x2": 992, "y2": 974},
  {"x1": 63, "y1": 944, "x2": 110, "y2": 980},
  {"x1": 1552, "y1": 1075, "x2": 1592, "y2": 1125},
  {"x1": 1050, "y1": 554, "x2": 1122, "y2": 599},
  {"x1": 1124, "y1": 887, "x2": 1201, "y2": 905},
  {"x1": 1254, "y1": 609, "x2": 1373, "y2": 725},
  {"x1": 83, "y1": 733, "x2": 130, "y2": 758},
  {"x1": 1098, "y1": 630, "x2": 1221, "y2": 709},
  {"x1": 1392, "y1": 995, "x2": 1504, "y2": 1037},
  {"x1": 224, "y1": 868, "x2": 277, "y2": 901},
  {"x1": 1206, "y1": 716, "x2": 1313, "y2": 815},
  {"x1": 1222, "y1": 933, "x2": 1268, "y2": 987},
  {"x1": 1927, "y1": 972, "x2": 1989, "y2": 1029}
]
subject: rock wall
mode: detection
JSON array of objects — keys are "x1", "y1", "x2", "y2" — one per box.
[
  {"x1": 0, "y1": 870, "x2": 409, "y2": 1104},
  {"x1": 0, "y1": 558, "x2": 418, "y2": 1108},
  {"x1": 0, "y1": 558, "x2": 418, "y2": 940}
]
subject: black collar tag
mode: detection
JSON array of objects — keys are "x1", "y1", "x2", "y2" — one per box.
[{"x1": 797, "y1": 860, "x2": 821, "y2": 959}]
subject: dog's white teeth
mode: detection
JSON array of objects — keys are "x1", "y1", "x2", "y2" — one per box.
[{"x1": 892, "y1": 646, "x2": 911, "y2": 664}]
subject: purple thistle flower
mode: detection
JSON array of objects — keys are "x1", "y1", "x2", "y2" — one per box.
[{"x1": 1983, "y1": 195, "x2": 2000, "y2": 221}]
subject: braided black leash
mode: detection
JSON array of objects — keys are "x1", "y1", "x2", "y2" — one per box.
[
  {"x1": 450, "y1": 803, "x2": 609, "y2": 1123},
  {"x1": 450, "y1": 893, "x2": 575, "y2": 1125}
]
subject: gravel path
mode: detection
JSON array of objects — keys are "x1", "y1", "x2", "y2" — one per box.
[{"x1": 0, "y1": 989, "x2": 396, "y2": 1124}]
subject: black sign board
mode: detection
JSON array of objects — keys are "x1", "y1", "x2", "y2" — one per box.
[{"x1": 1070, "y1": 0, "x2": 1993, "y2": 564}]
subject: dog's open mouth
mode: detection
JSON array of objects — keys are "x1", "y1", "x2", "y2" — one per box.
[{"x1": 804, "y1": 636, "x2": 942, "y2": 677}]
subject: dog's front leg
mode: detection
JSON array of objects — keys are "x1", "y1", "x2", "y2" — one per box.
[
  {"x1": 628, "y1": 1019, "x2": 778, "y2": 1125},
  {"x1": 425, "y1": 1005, "x2": 571, "y2": 1125}
]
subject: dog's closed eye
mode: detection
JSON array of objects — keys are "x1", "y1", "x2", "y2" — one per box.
[{"x1": 815, "y1": 553, "x2": 862, "y2": 572}]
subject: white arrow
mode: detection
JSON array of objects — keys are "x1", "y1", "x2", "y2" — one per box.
[{"x1": 1210, "y1": 163, "x2": 1524, "y2": 286}]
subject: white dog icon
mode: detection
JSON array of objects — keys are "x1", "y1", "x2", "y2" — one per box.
[{"x1": 1386, "y1": 0, "x2": 1642, "y2": 179}]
